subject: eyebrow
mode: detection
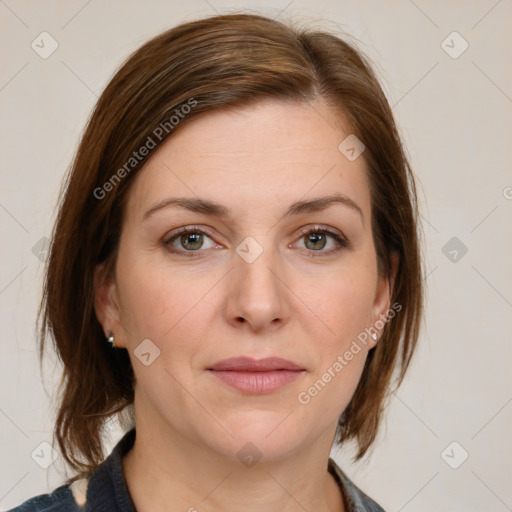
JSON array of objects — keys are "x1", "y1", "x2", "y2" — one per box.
[{"x1": 143, "y1": 193, "x2": 364, "y2": 224}]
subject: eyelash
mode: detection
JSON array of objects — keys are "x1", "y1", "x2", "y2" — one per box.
[{"x1": 163, "y1": 225, "x2": 349, "y2": 259}]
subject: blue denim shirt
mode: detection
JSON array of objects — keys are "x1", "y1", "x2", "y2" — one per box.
[{"x1": 8, "y1": 429, "x2": 385, "y2": 511}]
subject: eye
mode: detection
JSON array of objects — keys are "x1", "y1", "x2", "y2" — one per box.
[
  {"x1": 292, "y1": 226, "x2": 349, "y2": 257},
  {"x1": 164, "y1": 226, "x2": 220, "y2": 256},
  {"x1": 163, "y1": 225, "x2": 350, "y2": 258}
]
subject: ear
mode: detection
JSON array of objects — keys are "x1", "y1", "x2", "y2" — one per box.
[
  {"x1": 368, "y1": 250, "x2": 399, "y2": 349},
  {"x1": 93, "y1": 262, "x2": 126, "y2": 348}
]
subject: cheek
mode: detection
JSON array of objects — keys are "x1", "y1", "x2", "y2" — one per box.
[
  {"x1": 296, "y1": 261, "x2": 376, "y2": 348},
  {"x1": 116, "y1": 249, "x2": 221, "y2": 358},
  {"x1": 292, "y1": 262, "x2": 376, "y2": 407}
]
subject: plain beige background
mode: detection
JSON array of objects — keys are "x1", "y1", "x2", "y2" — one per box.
[{"x1": 1, "y1": 1, "x2": 511, "y2": 510}]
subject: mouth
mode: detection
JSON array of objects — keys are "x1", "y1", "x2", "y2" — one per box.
[{"x1": 207, "y1": 357, "x2": 305, "y2": 394}]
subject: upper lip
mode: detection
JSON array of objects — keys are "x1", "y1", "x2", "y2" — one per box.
[{"x1": 208, "y1": 357, "x2": 304, "y2": 372}]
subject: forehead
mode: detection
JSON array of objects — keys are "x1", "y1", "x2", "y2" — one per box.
[{"x1": 124, "y1": 99, "x2": 371, "y2": 224}]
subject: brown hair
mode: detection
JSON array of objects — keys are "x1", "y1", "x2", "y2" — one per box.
[{"x1": 39, "y1": 12, "x2": 424, "y2": 476}]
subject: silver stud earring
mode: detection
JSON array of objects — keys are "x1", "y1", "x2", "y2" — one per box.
[
  {"x1": 107, "y1": 332, "x2": 115, "y2": 346},
  {"x1": 371, "y1": 332, "x2": 377, "y2": 341}
]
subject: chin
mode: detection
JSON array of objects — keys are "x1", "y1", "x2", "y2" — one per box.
[{"x1": 198, "y1": 411, "x2": 314, "y2": 464}]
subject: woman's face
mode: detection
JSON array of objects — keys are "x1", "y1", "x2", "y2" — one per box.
[{"x1": 96, "y1": 99, "x2": 394, "y2": 461}]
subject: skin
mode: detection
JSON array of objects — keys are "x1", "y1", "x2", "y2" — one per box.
[{"x1": 95, "y1": 98, "x2": 397, "y2": 512}]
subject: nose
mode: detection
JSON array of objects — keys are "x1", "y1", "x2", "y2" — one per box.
[{"x1": 224, "y1": 239, "x2": 290, "y2": 333}]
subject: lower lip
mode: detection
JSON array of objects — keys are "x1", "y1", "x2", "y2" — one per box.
[{"x1": 208, "y1": 370, "x2": 304, "y2": 393}]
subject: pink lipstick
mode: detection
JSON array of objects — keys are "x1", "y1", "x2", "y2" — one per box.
[{"x1": 208, "y1": 357, "x2": 305, "y2": 394}]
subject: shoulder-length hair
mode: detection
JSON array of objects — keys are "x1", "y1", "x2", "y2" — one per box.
[{"x1": 40, "y1": 12, "x2": 424, "y2": 476}]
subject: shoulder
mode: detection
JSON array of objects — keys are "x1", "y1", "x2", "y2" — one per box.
[
  {"x1": 6, "y1": 479, "x2": 86, "y2": 511},
  {"x1": 328, "y1": 458, "x2": 386, "y2": 512},
  {"x1": 7, "y1": 429, "x2": 137, "y2": 512}
]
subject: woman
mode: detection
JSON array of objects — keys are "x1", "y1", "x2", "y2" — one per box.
[{"x1": 10, "y1": 12, "x2": 423, "y2": 512}]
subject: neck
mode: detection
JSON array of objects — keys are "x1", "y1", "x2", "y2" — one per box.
[{"x1": 122, "y1": 401, "x2": 345, "y2": 512}]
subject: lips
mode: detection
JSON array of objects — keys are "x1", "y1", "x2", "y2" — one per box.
[
  {"x1": 207, "y1": 357, "x2": 305, "y2": 394},
  {"x1": 208, "y1": 356, "x2": 304, "y2": 372}
]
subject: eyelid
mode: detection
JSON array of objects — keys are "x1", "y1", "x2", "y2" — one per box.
[{"x1": 294, "y1": 224, "x2": 345, "y2": 240}]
